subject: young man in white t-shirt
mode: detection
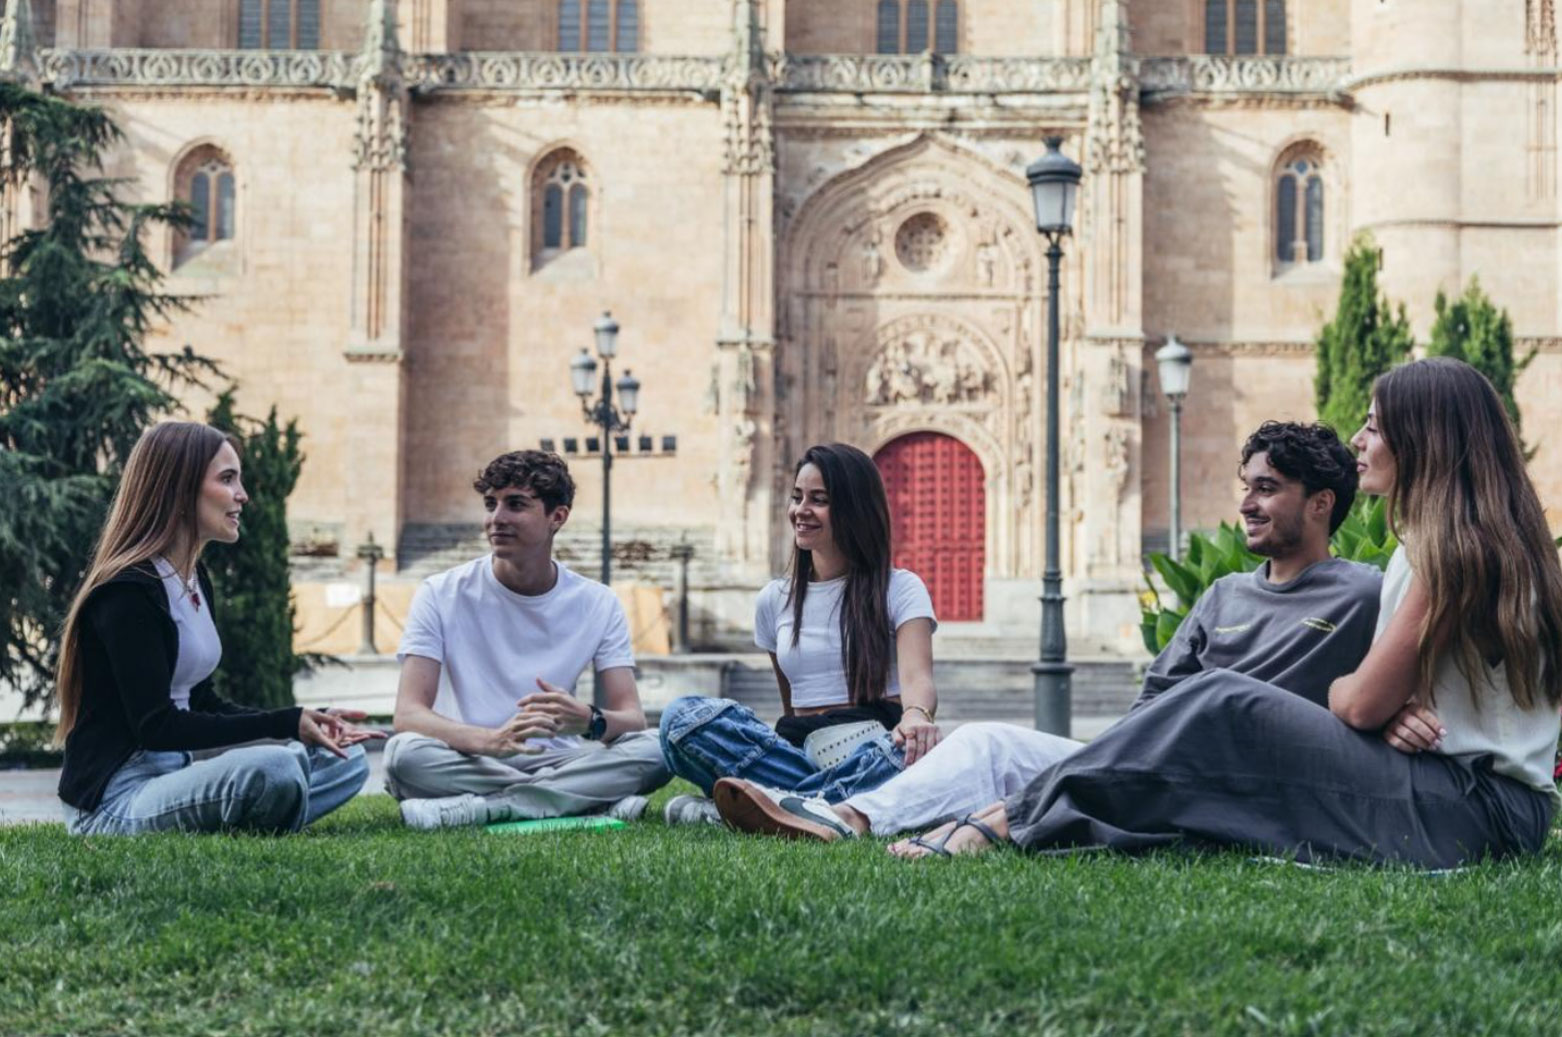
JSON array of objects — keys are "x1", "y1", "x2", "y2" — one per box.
[{"x1": 383, "y1": 450, "x2": 670, "y2": 829}]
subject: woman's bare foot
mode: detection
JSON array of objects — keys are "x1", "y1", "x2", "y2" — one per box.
[{"x1": 888, "y1": 801, "x2": 1010, "y2": 859}]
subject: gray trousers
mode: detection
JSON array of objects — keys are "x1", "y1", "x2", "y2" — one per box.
[
  {"x1": 381, "y1": 730, "x2": 670, "y2": 820},
  {"x1": 1003, "y1": 670, "x2": 1554, "y2": 869}
]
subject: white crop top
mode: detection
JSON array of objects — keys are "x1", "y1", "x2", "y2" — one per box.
[
  {"x1": 754, "y1": 569, "x2": 937, "y2": 710},
  {"x1": 1377, "y1": 546, "x2": 1560, "y2": 800}
]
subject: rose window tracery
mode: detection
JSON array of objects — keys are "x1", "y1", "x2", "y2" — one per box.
[{"x1": 895, "y1": 212, "x2": 951, "y2": 273}]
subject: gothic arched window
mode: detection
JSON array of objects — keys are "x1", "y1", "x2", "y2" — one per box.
[
  {"x1": 935, "y1": 1, "x2": 959, "y2": 53},
  {"x1": 877, "y1": 0, "x2": 900, "y2": 53},
  {"x1": 534, "y1": 149, "x2": 592, "y2": 265},
  {"x1": 174, "y1": 146, "x2": 237, "y2": 270},
  {"x1": 875, "y1": 0, "x2": 959, "y2": 54},
  {"x1": 237, "y1": 0, "x2": 320, "y2": 49},
  {"x1": 1275, "y1": 147, "x2": 1325, "y2": 268},
  {"x1": 1205, "y1": 0, "x2": 1285, "y2": 55},
  {"x1": 558, "y1": 0, "x2": 638, "y2": 52}
]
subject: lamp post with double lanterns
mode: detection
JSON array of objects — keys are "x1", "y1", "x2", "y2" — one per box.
[
  {"x1": 569, "y1": 310, "x2": 641, "y2": 590},
  {"x1": 1155, "y1": 334, "x2": 1194, "y2": 562},
  {"x1": 1025, "y1": 136, "x2": 1083, "y2": 738}
]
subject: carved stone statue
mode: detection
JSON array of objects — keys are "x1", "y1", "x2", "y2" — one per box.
[
  {"x1": 975, "y1": 239, "x2": 996, "y2": 287},
  {"x1": 862, "y1": 230, "x2": 884, "y2": 286}
]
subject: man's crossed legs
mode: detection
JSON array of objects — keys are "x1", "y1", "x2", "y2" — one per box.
[{"x1": 382, "y1": 730, "x2": 669, "y2": 829}]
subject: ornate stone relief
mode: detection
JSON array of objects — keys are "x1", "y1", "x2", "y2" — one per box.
[
  {"x1": 39, "y1": 47, "x2": 358, "y2": 90},
  {"x1": 410, "y1": 52, "x2": 725, "y2": 93},
  {"x1": 1085, "y1": 0, "x2": 1145, "y2": 175},
  {"x1": 774, "y1": 54, "x2": 1092, "y2": 95},
  {"x1": 1139, "y1": 57, "x2": 1350, "y2": 102},
  {"x1": 1529, "y1": 0, "x2": 1558, "y2": 56},
  {"x1": 720, "y1": 0, "x2": 773, "y2": 175},
  {"x1": 0, "y1": 0, "x2": 36, "y2": 82},
  {"x1": 863, "y1": 319, "x2": 995, "y2": 408}
]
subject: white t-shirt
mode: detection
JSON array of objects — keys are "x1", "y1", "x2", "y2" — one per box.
[
  {"x1": 397, "y1": 558, "x2": 634, "y2": 753},
  {"x1": 1377, "y1": 546, "x2": 1560, "y2": 799},
  {"x1": 754, "y1": 569, "x2": 937, "y2": 710},
  {"x1": 154, "y1": 556, "x2": 221, "y2": 711}
]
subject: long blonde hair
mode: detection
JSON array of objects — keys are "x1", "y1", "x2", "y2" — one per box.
[
  {"x1": 1374, "y1": 358, "x2": 1562, "y2": 710},
  {"x1": 53, "y1": 421, "x2": 235, "y2": 745}
]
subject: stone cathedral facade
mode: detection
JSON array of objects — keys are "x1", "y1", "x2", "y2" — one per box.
[{"x1": 7, "y1": 0, "x2": 1562, "y2": 653}]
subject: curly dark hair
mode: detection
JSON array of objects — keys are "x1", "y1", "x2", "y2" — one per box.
[
  {"x1": 1239, "y1": 422, "x2": 1358, "y2": 533},
  {"x1": 473, "y1": 450, "x2": 575, "y2": 512}
]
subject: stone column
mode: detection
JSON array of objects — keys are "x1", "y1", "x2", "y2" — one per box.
[
  {"x1": 344, "y1": 0, "x2": 411, "y2": 562},
  {"x1": 399, "y1": 0, "x2": 461, "y2": 53},
  {"x1": 0, "y1": 0, "x2": 44, "y2": 246},
  {"x1": 53, "y1": 0, "x2": 119, "y2": 48},
  {"x1": 714, "y1": 0, "x2": 776, "y2": 577},
  {"x1": 1075, "y1": 0, "x2": 1146, "y2": 652}
]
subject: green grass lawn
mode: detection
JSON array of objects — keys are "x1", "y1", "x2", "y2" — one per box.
[{"x1": 5, "y1": 783, "x2": 1562, "y2": 1036}]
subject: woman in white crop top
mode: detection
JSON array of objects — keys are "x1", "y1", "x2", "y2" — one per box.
[
  {"x1": 658, "y1": 443, "x2": 941, "y2": 821},
  {"x1": 897, "y1": 359, "x2": 1562, "y2": 869}
]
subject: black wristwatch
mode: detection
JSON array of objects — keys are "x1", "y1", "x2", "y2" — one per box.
[{"x1": 583, "y1": 705, "x2": 608, "y2": 741}]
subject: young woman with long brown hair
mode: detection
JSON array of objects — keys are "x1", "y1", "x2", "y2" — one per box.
[
  {"x1": 658, "y1": 443, "x2": 941, "y2": 825},
  {"x1": 898, "y1": 358, "x2": 1562, "y2": 868},
  {"x1": 56, "y1": 421, "x2": 381, "y2": 835}
]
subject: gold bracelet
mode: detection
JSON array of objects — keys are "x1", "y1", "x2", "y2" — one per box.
[{"x1": 903, "y1": 704, "x2": 935, "y2": 723}]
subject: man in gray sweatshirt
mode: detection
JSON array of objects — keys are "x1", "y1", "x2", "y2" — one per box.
[
  {"x1": 1135, "y1": 420, "x2": 1381, "y2": 710},
  {"x1": 716, "y1": 420, "x2": 1383, "y2": 842}
]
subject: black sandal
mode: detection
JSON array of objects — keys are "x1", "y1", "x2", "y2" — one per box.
[{"x1": 905, "y1": 813, "x2": 1003, "y2": 858}]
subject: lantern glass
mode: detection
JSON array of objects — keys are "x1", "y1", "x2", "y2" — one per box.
[
  {"x1": 570, "y1": 348, "x2": 598, "y2": 397},
  {"x1": 1155, "y1": 336, "x2": 1194, "y2": 401},
  {"x1": 594, "y1": 311, "x2": 620, "y2": 358},
  {"x1": 1025, "y1": 136, "x2": 1082, "y2": 236},
  {"x1": 616, "y1": 369, "x2": 641, "y2": 416}
]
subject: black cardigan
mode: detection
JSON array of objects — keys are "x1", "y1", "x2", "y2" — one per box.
[{"x1": 57, "y1": 562, "x2": 303, "y2": 811}]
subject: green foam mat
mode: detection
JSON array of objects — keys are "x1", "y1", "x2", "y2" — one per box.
[{"x1": 485, "y1": 816, "x2": 628, "y2": 835}]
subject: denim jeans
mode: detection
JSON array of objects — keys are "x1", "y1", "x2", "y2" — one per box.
[
  {"x1": 63, "y1": 741, "x2": 370, "y2": 835},
  {"x1": 658, "y1": 696, "x2": 904, "y2": 803}
]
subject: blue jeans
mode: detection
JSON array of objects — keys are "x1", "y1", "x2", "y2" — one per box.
[
  {"x1": 658, "y1": 696, "x2": 904, "y2": 803},
  {"x1": 64, "y1": 742, "x2": 370, "y2": 835}
]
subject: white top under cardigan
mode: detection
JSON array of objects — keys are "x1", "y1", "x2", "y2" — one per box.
[
  {"x1": 1377, "y1": 546, "x2": 1560, "y2": 801},
  {"x1": 754, "y1": 569, "x2": 937, "y2": 710},
  {"x1": 152, "y1": 556, "x2": 222, "y2": 711}
]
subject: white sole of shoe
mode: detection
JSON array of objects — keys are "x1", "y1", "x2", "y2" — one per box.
[{"x1": 712, "y1": 779, "x2": 843, "y2": 843}]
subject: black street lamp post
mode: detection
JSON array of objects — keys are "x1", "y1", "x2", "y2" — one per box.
[
  {"x1": 570, "y1": 310, "x2": 641, "y2": 590},
  {"x1": 1025, "y1": 136, "x2": 1083, "y2": 737},
  {"x1": 570, "y1": 311, "x2": 640, "y2": 709},
  {"x1": 1155, "y1": 334, "x2": 1193, "y2": 562}
]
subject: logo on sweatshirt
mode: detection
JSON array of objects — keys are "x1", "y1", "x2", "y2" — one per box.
[
  {"x1": 1300, "y1": 617, "x2": 1337, "y2": 632},
  {"x1": 1213, "y1": 623, "x2": 1253, "y2": 635}
]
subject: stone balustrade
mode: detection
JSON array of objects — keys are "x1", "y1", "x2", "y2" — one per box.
[{"x1": 33, "y1": 47, "x2": 1350, "y2": 104}]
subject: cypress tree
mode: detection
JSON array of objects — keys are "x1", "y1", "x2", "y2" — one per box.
[
  {"x1": 1428, "y1": 279, "x2": 1534, "y2": 455},
  {"x1": 0, "y1": 83, "x2": 214, "y2": 711},
  {"x1": 205, "y1": 389, "x2": 305, "y2": 710},
  {"x1": 1314, "y1": 235, "x2": 1414, "y2": 436}
]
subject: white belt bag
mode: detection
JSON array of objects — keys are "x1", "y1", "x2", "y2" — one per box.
[{"x1": 802, "y1": 720, "x2": 886, "y2": 770}]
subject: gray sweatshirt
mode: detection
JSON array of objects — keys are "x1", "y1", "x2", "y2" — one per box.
[{"x1": 1138, "y1": 557, "x2": 1383, "y2": 710}]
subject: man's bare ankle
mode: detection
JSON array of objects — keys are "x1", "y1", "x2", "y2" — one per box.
[{"x1": 833, "y1": 804, "x2": 870, "y2": 835}]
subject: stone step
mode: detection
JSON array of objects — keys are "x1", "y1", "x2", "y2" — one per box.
[{"x1": 721, "y1": 658, "x2": 1140, "y2": 722}]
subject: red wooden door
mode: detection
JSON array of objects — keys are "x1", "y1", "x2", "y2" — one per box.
[{"x1": 874, "y1": 432, "x2": 985, "y2": 621}]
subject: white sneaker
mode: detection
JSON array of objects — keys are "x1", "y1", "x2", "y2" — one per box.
[
  {"x1": 399, "y1": 793, "x2": 490, "y2": 830},
  {"x1": 605, "y1": 794, "x2": 649, "y2": 822},
  {"x1": 713, "y1": 778, "x2": 857, "y2": 842},
  {"x1": 662, "y1": 794, "x2": 723, "y2": 826}
]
